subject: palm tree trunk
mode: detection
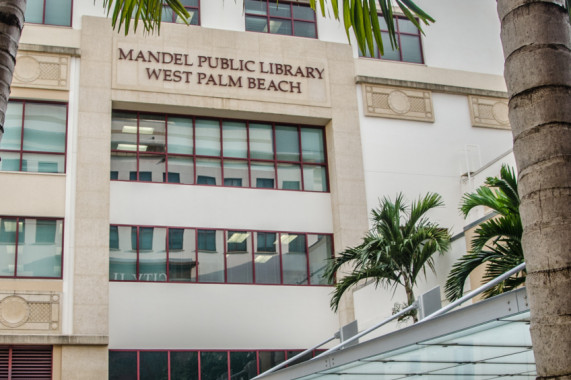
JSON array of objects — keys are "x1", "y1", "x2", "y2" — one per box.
[
  {"x1": 497, "y1": 1, "x2": 571, "y2": 378},
  {"x1": 402, "y1": 274, "x2": 418, "y2": 323},
  {"x1": 0, "y1": 0, "x2": 25, "y2": 139}
]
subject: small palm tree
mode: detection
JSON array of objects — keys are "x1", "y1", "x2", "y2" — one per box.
[
  {"x1": 445, "y1": 165, "x2": 524, "y2": 301},
  {"x1": 325, "y1": 193, "x2": 450, "y2": 323}
]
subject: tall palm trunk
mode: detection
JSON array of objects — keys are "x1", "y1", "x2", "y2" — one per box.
[
  {"x1": 498, "y1": 1, "x2": 571, "y2": 378},
  {"x1": 0, "y1": 0, "x2": 25, "y2": 139}
]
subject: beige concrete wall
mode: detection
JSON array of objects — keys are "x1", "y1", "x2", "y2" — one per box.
[
  {"x1": 61, "y1": 346, "x2": 108, "y2": 380},
  {"x1": 0, "y1": 173, "x2": 66, "y2": 217},
  {"x1": 88, "y1": 15, "x2": 369, "y2": 329},
  {"x1": 72, "y1": 17, "x2": 113, "y2": 336}
]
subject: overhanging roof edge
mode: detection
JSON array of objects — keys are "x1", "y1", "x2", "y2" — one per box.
[{"x1": 261, "y1": 287, "x2": 529, "y2": 380}]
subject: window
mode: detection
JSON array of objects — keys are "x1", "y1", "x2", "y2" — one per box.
[
  {"x1": 0, "y1": 101, "x2": 67, "y2": 173},
  {"x1": 162, "y1": 0, "x2": 200, "y2": 25},
  {"x1": 25, "y1": 0, "x2": 72, "y2": 26},
  {"x1": 0, "y1": 217, "x2": 63, "y2": 279},
  {"x1": 109, "y1": 225, "x2": 333, "y2": 285},
  {"x1": 0, "y1": 346, "x2": 52, "y2": 379},
  {"x1": 109, "y1": 349, "x2": 324, "y2": 380},
  {"x1": 360, "y1": 15, "x2": 423, "y2": 63},
  {"x1": 245, "y1": 0, "x2": 317, "y2": 38},
  {"x1": 111, "y1": 111, "x2": 328, "y2": 192}
]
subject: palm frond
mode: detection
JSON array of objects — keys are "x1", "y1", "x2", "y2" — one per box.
[
  {"x1": 103, "y1": 0, "x2": 190, "y2": 35},
  {"x1": 327, "y1": 193, "x2": 450, "y2": 312},
  {"x1": 447, "y1": 165, "x2": 524, "y2": 302},
  {"x1": 314, "y1": 0, "x2": 434, "y2": 55}
]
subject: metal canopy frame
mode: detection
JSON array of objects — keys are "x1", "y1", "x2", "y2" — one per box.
[{"x1": 258, "y1": 288, "x2": 531, "y2": 380}]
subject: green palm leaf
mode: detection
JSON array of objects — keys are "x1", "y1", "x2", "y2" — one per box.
[
  {"x1": 326, "y1": 193, "x2": 450, "y2": 319},
  {"x1": 446, "y1": 165, "x2": 524, "y2": 301}
]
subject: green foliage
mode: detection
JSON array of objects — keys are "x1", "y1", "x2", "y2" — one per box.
[
  {"x1": 445, "y1": 165, "x2": 525, "y2": 302},
  {"x1": 314, "y1": 0, "x2": 435, "y2": 57},
  {"x1": 324, "y1": 193, "x2": 450, "y2": 314},
  {"x1": 103, "y1": 0, "x2": 190, "y2": 35}
]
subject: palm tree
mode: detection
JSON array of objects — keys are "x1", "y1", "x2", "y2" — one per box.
[
  {"x1": 324, "y1": 193, "x2": 450, "y2": 323},
  {"x1": 445, "y1": 165, "x2": 524, "y2": 301}
]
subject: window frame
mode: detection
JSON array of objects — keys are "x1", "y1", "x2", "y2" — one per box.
[
  {"x1": 109, "y1": 348, "x2": 325, "y2": 379},
  {"x1": 162, "y1": 0, "x2": 200, "y2": 25},
  {"x1": 245, "y1": 0, "x2": 318, "y2": 39},
  {"x1": 24, "y1": 0, "x2": 73, "y2": 27},
  {"x1": 0, "y1": 216, "x2": 64, "y2": 279},
  {"x1": 110, "y1": 111, "x2": 329, "y2": 193},
  {"x1": 0, "y1": 100, "x2": 69, "y2": 174},
  {"x1": 109, "y1": 224, "x2": 334, "y2": 286},
  {"x1": 360, "y1": 14, "x2": 424, "y2": 64}
]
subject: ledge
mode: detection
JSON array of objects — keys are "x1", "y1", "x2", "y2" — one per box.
[
  {"x1": 356, "y1": 76, "x2": 508, "y2": 98},
  {"x1": 18, "y1": 43, "x2": 81, "y2": 57},
  {"x1": 0, "y1": 334, "x2": 108, "y2": 345}
]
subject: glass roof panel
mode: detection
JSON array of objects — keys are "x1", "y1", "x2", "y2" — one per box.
[{"x1": 296, "y1": 310, "x2": 535, "y2": 380}]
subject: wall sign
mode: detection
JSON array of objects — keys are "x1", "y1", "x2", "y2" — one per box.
[{"x1": 118, "y1": 48, "x2": 325, "y2": 94}]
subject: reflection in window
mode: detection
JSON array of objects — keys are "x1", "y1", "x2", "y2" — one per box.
[
  {"x1": 0, "y1": 217, "x2": 62, "y2": 278},
  {"x1": 25, "y1": 0, "x2": 72, "y2": 26},
  {"x1": 0, "y1": 101, "x2": 67, "y2": 173},
  {"x1": 359, "y1": 15, "x2": 423, "y2": 63},
  {"x1": 111, "y1": 111, "x2": 328, "y2": 192},
  {"x1": 162, "y1": 0, "x2": 200, "y2": 25},
  {"x1": 110, "y1": 349, "x2": 322, "y2": 379},
  {"x1": 197, "y1": 230, "x2": 224, "y2": 283},
  {"x1": 110, "y1": 225, "x2": 333, "y2": 285},
  {"x1": 245, "y1": 0, "x2": 317, "y2": 38}
]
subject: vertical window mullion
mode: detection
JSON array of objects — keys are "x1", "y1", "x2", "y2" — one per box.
[
  {"x1": 13, "y1": 218, "x2": 20, "y2": 278},
  {"x1": 194, "y1": 228, "x2": 199, "y2": 282},
  {"x1": 223, "y1": 230, "x2": 228, "y2": 283},
  {"x1": 271, "y1": 123, "x2": 278, "y2": 189},
  {"x1": 166, "y1": 228, "x2": 170, "y2": 282},
  {"x1": 396, "y1": 17, "x2": 404, "y2": 61},
  {"x1": 297, "y1": 125, "x2": 304, "y2": 191},
  {"x1": 289, "y1": 2, "x2": 295, "y2": 36},
  {"x1": 197, "y1": 350, "x2": 202, "y2": 380},
  {"x1": 304, "y1": 233, "x2": 311, "y2": 285},
  {"x1": 251, "y1": 230, "x2": 256, "y2": 283},
  {"x1": 8, "y1": 346, "x2": 12, "y2": 380},
  {"x1": 226, "y1": 351, "x2": 231, "y2": 380},
  {"x1": 136, "y1": 113, "x2": 141, "y2": 181},
  {"x1": 193, "y1": 117, "x2": 197, "y2": 184},
  {"x1": 246, "y1": 121, "x2": 252, "y2": 188},
  {"x1": 219, "y1": 120, "x2": 224, "y2": 186},
  {"x1": 136, "y1": 227, "x2": 140, "y2": 281},
  {"x1": 42, "y1": 0, "x2": 47, "y2": 24},
  {"x1": 164, "y1": 115, "x2": 169, "y2": 183},
  {"x1": 19, "y1": 102, "x2": 26, "y2": 171},
  {"x1": 167, "y1": 351, "x2": 171, "y2": 380},
  {"x1": 137, "y1": 351, "x2": 141, "y2": 380},
  {"x1": 278, "y1": 233, "x2": 284, "y2": 284},
  {"x1": 64, "y1": 103, "x2": 69, "y2": 173}
]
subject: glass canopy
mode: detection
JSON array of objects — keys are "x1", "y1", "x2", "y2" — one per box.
[{"x1": 259, "y1": 288, "x2": 535, "y2": 380}]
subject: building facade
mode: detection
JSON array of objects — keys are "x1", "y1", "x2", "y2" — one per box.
[{"x1": 0, "y1": 1, "x2": 514, "y2": 378}]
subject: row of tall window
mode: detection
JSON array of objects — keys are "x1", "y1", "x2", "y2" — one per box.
[
  {"x1": 109, "y1": 225, "x2": 333, "y2": 285},
  {"x1": 109, "y1": 349, "x2": 323, "y2": 380},
  {"x1": 111, "y1": 111, "x2": 329, "y2": 192},
  {"x1": 0, "y1": 217, "x2": 63, "y2": 279},
  {"x1": 23, "y1": 0, "x2": 422, "y2": 63},
  {"x1": 0, "y1": 100, "x2": 67, "y2": 174}
]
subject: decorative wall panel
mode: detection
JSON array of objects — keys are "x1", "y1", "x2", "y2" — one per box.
[
  {"x1": 469, "y1": 95, "x2": 510, "y2": 130},
  {"x1": 13, "y1": 53, "x2": 70, "y2": 90},
  {"x1": 362, "y1": 84, "x2": 434, "y2": 122},
  {"x1": 0, "y1": 292, "x2": 61, "y2": 332}
]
